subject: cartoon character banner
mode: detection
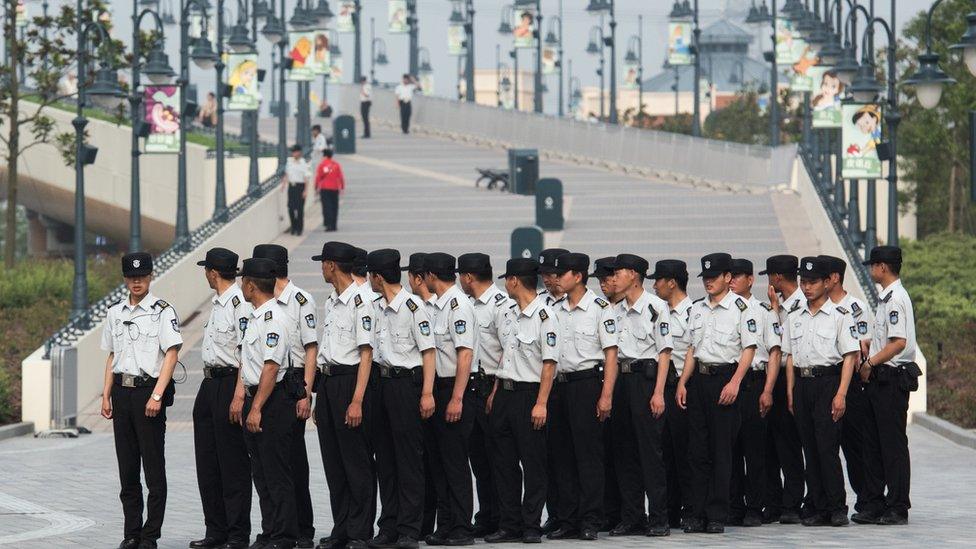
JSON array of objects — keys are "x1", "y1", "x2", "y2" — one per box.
[
  {"x1": 447, "y1": 24, "x2": 466, "y2": 56},
  {"x1": 144, "y1": 86, "x2": 180, "y2": 153},
  {"x1": 312, "y1": 32, "x2": 332, "y2": 75},
  {"x1": 226, "y1": 53, "x2": 260, "y2": 110},
  {"x1": 388, "y1": 0, "x2": 408, "y2": 34},
  {"x1": 667, "y1": 22, "x2": 692, "y2": 66},
  {"x1": 810, "y1": 67, "x2": 843, "y2": 128},
  {"x1": 512, "y1": 7, "x2": 536, "y2": 49},
  {"x1": 542, "y1": 46, "x2": 558, "y2": 75},
  {"x1": 288, "y1": 31, "x2": 316, "y2": 81},
  {"x1": 420, "y1": 73, "x2": 434, "y2": 96},
  {"x1": 622, "y1": 62, "x2": 640, "y2": 90},
  {"x1": 776, "y1": 18, "x2": 807, "y2": 65},
  {"x1": 842, "y1": 103, "x2": 883, "y2": 179},
  {"x1": 329, "y1": 56, "x2": 344, "y2": 84},
  {"x1": 790, "y1": 47, "x2": 818, "y2": 92},
  {"x1": 16, "y1": 0, "x2": 28, "y2": 27},
  {"x1": 337, "y1": 1, "x2": 356, "y2": 33}
]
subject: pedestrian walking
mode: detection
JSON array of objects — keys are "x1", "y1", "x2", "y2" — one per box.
[
  {"x1": 395, "y1": 74, "x2": 419, "y2": 134},
  {"x1": 360, "y1": 77, "x2": 373, "y2": 139},
  {"x1": 312, "y1": 124, "x2": 329, "y2": 165},
  {"x1": 315, "y1": 149, "x2": 345, "y2": 232},
  {"x1": 282, "y1": 145, "x2": 312, "y2": 236}
]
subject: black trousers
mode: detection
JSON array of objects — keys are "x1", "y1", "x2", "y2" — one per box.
[
  {"x1": 374, "y1": 375, "x2": 426, "y2": 540},
  {"x1": 315, "y1": 372, "x2": 376, "y2": 542},
  {"x1": 243, "y1": 387, "x2": 299, "y2": 545},
  {"x1": 663, "y1": 379, "x2": 692, "y2": 525},
  {"x1": 426, "y1": 384, "x2": 476, "y2": 537},
  {"x1": 612, "y1": 371, "x2": 667, "y2": 527},
  {"x1": 193, "y1": 374, "x2": 252, "y2": 544},
  {"x1": 730, "y1": 371, "x2": 768, "y2": 518},
  {"x1": 421, "y1": 443, "x2": 440, "y2": 537},
  {"x1": 841, "y1": 377, "x2": 870, "y2": 513},
  {"x1": 399, "y1": 101, "x2": 412, "y2": 133},
  {"x1": 687, "y1": 372, "x2": 740, "y2": 524},
  {"x1": 112, "y1": 384, "x2": 167, "y2": 542},
  {"x1": 319, "y1": 189, "x2": 339, "y2": 231},
  {"x1": 550, "y1": 377, "x2": 605, "y2": 532},
  {"x1": 861, "y1": 375, "x2": 912, "y2": 516},
  {"x1": 764, "y1": 373, "x2": 805, "y2": 515},
  {"x1": 361, "y1": 101, "x2": 372, "y2": 137},
  {"x1": 293, "y1": 415, "x2": 314, "y2": 541},
  {"x1": 468, "y1": 388, "x2": 499, "y2": 531},
  {"x1": 286, "y1": 184, "x2": 305, "y2": 234},
  {"x1": 602, "y1": 418, "x2": 621, "y2": 528},
  {"x1": 489, "y1": 386, "x2": 547, "y2": 536},
  {"x1": 793, "y1": 374, "x2": 846, "y2": 515}
]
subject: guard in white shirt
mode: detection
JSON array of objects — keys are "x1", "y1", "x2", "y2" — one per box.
[
  {"x1": 758, "y1": 254, "x2": 806, "y2": 524},
  {"x1": 857, "y1": 246, "x2": 920, "y2": 526},
  {"x1": 368, "y1": 249, "x2": 437, "y2": 549},
  {"x1": 395, "y1": 74, "x2": 419, "y2": 133},
  {"x1": 609, "y1": 254, "x2": 674, "y2": 537},
  {"x1": 649, "y1": 259, "x2": 694, "y2": 529},
  {"x1": 548, "y1": 253, "x2": 619, "y2": 541},
  {"x1": 423, "y1": 253, "x2": 479, "y2": 545},
  {"x1": 486, "y1": 258, "x2": 559, "y2": 544},
  {"x1": 312, "y1": 242, "x2": 377, "y2": 549},
  {"x1": 191, "y1": 248, "x2": 252, "y2": 549},
  {"x1": 457, "y1": 253, "x2": 512, "y2": 537},
  {"x1": 676, "y1": 253, "x2": 758, "y2": 534},
  {"x1": 238, "y1": 257, "x2": 299, "y2": 549},
  {"x1": 784, "y1": 257, "x2": 859, "y2": 528},
  {"x1": 100, "y1": 252, "x2": 182, "y2": 549},
  {"x1": 252, "y1": 244, "x2": 318, "y2": 548},
  {"x1": 281, "y1": 144, "x2": 312, "y2": 236},
  {"x1": 359, "y1": 77, "x2": 373, "y2": 138},
  {"x1": 591, "y1": 256, "x2": 623, "y2": 530},
  {"x1": 728, "y1": 259, "x2": 783, "y2": 528}
]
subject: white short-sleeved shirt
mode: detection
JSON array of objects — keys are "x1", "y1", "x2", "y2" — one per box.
[
  {"x1": 101, "y1": 292, "x2": 183, "y2": 377},
  {"x1": 276, "y1": 281, "x2": 318, "y2": 369},
  {"x1": 615, "y1": 290, "x2": 674, "y2": 361},
  {"x1": 667, "y1": 296, "x2": 694, "y2": 373},
  {"x1": 375, "y1": 288, "x2": 435, "y2": 368},
  {"x1": 472, "y1": 285, "x2": 515, "y2": 375},
  {"x1": 498, "y1": 294, "x2": 560, "y2": 383},
  {"x1": 556, "y1": 289, "x2": 618, "y2": 372},
  {"x1": 318, "y1": 282, "x2": 374, "y2": 367},
  {"x1": 688, "y1": 291, "x2": 760, "y2": 364},
  {"x1": 284, "y1": 156, "x2": 312, "y2": 184},
  {"x1": 789, "y1": 300, "x2": 860, "y2": 368},
  {"x1": 360, "y1": 82, "x2": 373, "y2": 102},
  {"x1": 432, "y1": 285, "x2": 478, "y2": 378},
  {"x1": 241, "y1": 300, "x2": 292, "y2": 387},
  {"x1": 835, "y1": 292, "x2": 872, "y2": 343},
  {"x1": 202, "y1": 285, "x2": 251, "y2": 368},
  {"x1": 395, "y1": 83, "x2": 417, "y2": 102},
  {"x1": 870, "y1": 279, "x2": 917, "y2": 366},
  {"x1": 778, "y1": 287, "x2": 806, "y2": 326},
  {"x1": 746, "y1": 295, "x2": 782, "y2": 369},
  {"x1": 312, "y1": 133, "x2": 328, "y2": 154}
]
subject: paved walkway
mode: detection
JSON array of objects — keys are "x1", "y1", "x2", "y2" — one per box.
[{"x1": 5, "y1": 126, "x2": 969, "y2": 546}]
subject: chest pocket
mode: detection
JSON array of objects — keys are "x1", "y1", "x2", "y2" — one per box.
[
  {"x1": 137, "y1": 318, "x2": 161, "y2": 352},
  {"x1": 212, "y1": 317, "x2": 235, "y2": 346},
  {"x1": 393, "y1": 328, "x2": 413, "y2": 350},
  {"x1": 433, "y1": 318, "x2": 452, "y2": 347},
  {"x1": 710, "y1": 321, "x2": 737, "y2": 347},
  {"x1": 574, "y1": 324, "x2": 601, "y2": 356},
  {"x1": 516, "y1": 331, "x2": 537, "y2": 358},
  {"x1": 815, "y1": 325, "x2": 837, "y2": 354},
  {"x1": 113, "y1": 321, "x2": 126, "y2": 348}
]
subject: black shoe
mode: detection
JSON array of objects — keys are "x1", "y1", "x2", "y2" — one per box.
[
  {"x1": 761, "y1": 509, "x2": 781, "y2": 524},
  {"x1": 394, "y1": 536, "x2": 418, "y2": 549},
  {"x1": 546, "y1": 527, "x2": 579, "y2": 540},
  {"x1": 540, "y1": 518, "x2": 558, "y2": 535},
  {"x1": 780, "y1": 510, "x2": 802, "y2": 524},
  {"x1": 727, "y1": 514, "x2": 744, "y2": 526},
  {"x1": 248, "y1": 539, "x2": 268, "y2": 549},
  {"x1": 138, "y1": 542, "x2": 158, "y2": 549},
  {"x1": 682, "y1": 519, "x2": 705, "y2": 534},
  {"x1": 443, "y1": 535, "x2": 474, "y2": 546},
  {"x1": 520, "y1": 532, "x2": 542, "y2": 544},
  {"x1": 609, "y1": 522, "x2": 643, "y2": 536},
  {"x1": 830, "y1": 511, "x2": 850, "y2": 527},
  {"x1": 191, "y1": 537, "x2": 228, "y2": 548},
  {"x1": 705, "y1": 522, "x2": 725, "y2": 534},
  {"x1": 851, "y1": 511, "x2": 882, "y2": 525},
  {"x1": 424, "y1": 532, "x2": 447, "y2": 546},
  {"x1": 742, "y1": 511, "x2": 763, "y2": 527},
  {"x1": 367, "y1": 534, "x2": 398, "y2": 549},
  {"x1": 118, "y1": 539, "x2": 140, "y2": 549},
  {"x1": 878, "y1": 511, "x2": 908, "y2": 525},
  {"x1": 484, "y1": 530, "x2": 522, "y2": 543},
  {"x1": 470, "y1": 524, "x2": 495, "y2": 538},
  {"x1": 802, "y1": 513, "x2": 831, "y2": 527},
  {"x1": 297, "y1": 539, "x2": 315, "y2": 548},
  {"x1": 579, "y1": 529, "x2": 598, "y2": 541},
  {"x1": 316, "y1": 536, "x2": 347, "y2": 549},
  {"x1": 218, "y1": 543, "x2": 248, "y2": 549},
  {"x1": 346, "y1": 541, "x2": 367, "y2": 549},
  {"x1": 646, "y1": 524, "x2": 670, "y2": 537}
]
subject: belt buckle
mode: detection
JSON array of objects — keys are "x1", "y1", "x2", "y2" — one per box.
[
  {"x1": 620, "y1": 362, "x2": 632, "y2": 374},
  {"x1": 320, "y1": 364, "x2": 331, "y2": 376},
  {"x1": 502, "y1": 379, "x2": 515, "y2": 391},
  {"x1": 380, "y1": 365, "x2": 391, "y2": 377},
  {"x1": 800, "y1": 368, "x2": 813, "y2": 378},
  {"x1": 122, "y1": 373, "x2": 136, "y2": 388},
  {"x1": 203, "y1": 367, "x2": 214, "y2": 379},
  {"x1": 697, "y1": 364, "x2": 709, "y2": 375},
  {"x1": 555, "y1": 372, "x2": 567, "y2": 383}
]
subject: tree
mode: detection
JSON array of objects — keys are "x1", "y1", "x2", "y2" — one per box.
[
  {"x1": 704, "y1": 90, "x2": 768, "y2": 145},
  {"x1": 898, "y1": 0, "x2": 976, "y2": 237}
]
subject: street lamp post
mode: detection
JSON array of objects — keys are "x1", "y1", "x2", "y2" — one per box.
[
  {"x1": 745, "y1": 0, "x2": 780, "y2": 146},
  {"x1": 370, "y1": 18, "x2": 389, "y2": 85},
  {"x1": 407, "y1": 0, "x2": 418, "y2": 75},
  {"x1": 544, "y1": 7, "x2": 563, "y2": 117},
  {"x1": 586, "y1": 23, "x2": 605, "y2": 120},
  {"x1": 625, "y1": 16, "x2": 643, "y2": 118},
  {"x1": 465, "y1": 0, "x2": 475, "y2": 103},
  {"x1": 353, "y1": 0, "x2": 362, "y2": 82},
  {"x1": 259, "y1": 0, "x2": 286, "y2": 169},
  {"x1": 587, "y1": 0, "x2": 617, "y2": 123},
  {"x1": 225, "y1": 1, "x2": 257, "y2": 198}
]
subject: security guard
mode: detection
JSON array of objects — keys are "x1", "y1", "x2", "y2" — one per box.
[
  {"x1": 820, "y1": 254, "x2": 872, "y2": 518},
  {"x1": 101, "y1": 252, "x2": 182, "y2": 549},
  {"x1": 353, "y1": 247, "x2": 370, "y2": 284},
  {"x1": 423, "y1": 253, "x2": 479, "y2": 545},
  {"x1": 457, "y1": 253, "x2": 512, "y2": 538},
  {"x1": 592, "y1": 257, "x2": 620, "y2": 304},
  {"x1": 609, "y1": 254, "x2": 674, "y2": 537},
  {"x1": 676, "y1": 252, "x2": 758, "y2": 534},
  {"x1": 785, "y1": 256, "x2": 859, "y2": 527},
  {"x1": 312, "y1": 242, "x2": 377, "y2": 549},
  {"x1": 486, "y1": 258, "x2": 559, "y2": 544},
  {"x1": 404, "y1": 252, "x2": 437, "y2": 313},
  {"x1": 728, "y1": 258, "x2": 782, "y2": 528},
  {"x1": 191, "y1": 248, "x2": 253, "y2": 549},
  {"x1": 253, "y1": 244, "x2": 318, "y2": 548},
  {"x1": 368, "y1": 249, "x2": 437, "y2": 549},
  {"x1": 591, "y1": 256, "x2": 622, "y2": 531},
  {"x1": 857, "y1": 246, "x2": 919, "y2": 526},
  {"x1": 649, "y1": 259, "x2": 694, "y2": 529},
  {"x1": 281, "y1": 143, "x2": 311, "y2": 236},
  {"x1": 238, "y1": 257, "x2": 299, "y2": 549},
  {"x1": 548, "y1": 253, "x2": 618, "y2": 540},
  {"x1": 539, "y1": 248, "x2": 569, "y2": 308},
  {"x1": 759, "y1": 254, "x2": 806, "y2": 524}
]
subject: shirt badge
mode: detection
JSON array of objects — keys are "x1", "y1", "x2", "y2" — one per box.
[
  {"x1": 455, "y1": 320, "x2": 467, "y2": 334},
  {"x1": 747, "y1": 319, "x2": 757, "y2": 333},
  {"x1": 264, "y1": 311, "x2": 273, "y2": 321},
  {"x1": 604, "y1": 319, "x2": 616, "y2": 334},
  {"x1": 450, "y1": 298, "x2": 459, "y2": 310},
  {"x1": 232, "y1": 295, "x2": 241, "y2": 308},
  {"x1": 889, "y1": 311, "x2": 899, "y2": 325},
  {"x1": 850, "y1": 326, "x2": 858, "y2": 338},
  {"x1": 406, "y1": 299, "x2": 418, "y2": 313},
  {"x1": 354, "y1": 294, "x2": 363, "y2": 307},
  {"x1": 296, "y1": 292, "x2": 308, "y2": 306},
  {"x1": 539, "y1": 309, "x2": 549, "y2": 321},
  {"x1": 857, "y1": 321, "x2": 868, "y2": 335},
  {"x1": 132, "y1": 259, "x2": 141, "y2": 268},
  {"x1": 736, "y1": 298, "x2": 748, "y2": 311},
  {"x1": 362, "y1": 316, "x2": 372, "y2": 331},
  {"x1": 419, "y1": 320, "x2": 431, "y2": 336},
  {"x1": 171, "y1": 319, "x2": 180, "y2": 333},
  {"x1": 660, "y1": 322, "x2": 670, "y2": 336},
  {"x1": 266, "y1": 333, "x2": 280, "y2": 347},
  {"x1": 305, "y1": 314, "x2": 316, "y2": 329},
  {"x1": 773, "y1": 322, "x2": 782, "y2": 336},
  {"x1": 704, "y1": 260, "x2": 711, "y2": 269},
  {"x1": 239, "y1": 317, "x2": 249, "y2": 333},
  {"x1": 546, "y1": 332, "x2": 557, "y2": 347}
]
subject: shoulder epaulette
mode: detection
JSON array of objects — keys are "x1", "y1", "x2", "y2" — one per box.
[
  {"x1": 154, "y1": 299, "x2": 170, "y2": 309},
  {"x1": 110, "y1": 299, "x2": 122, "y2": 308},
  {"x1": 882, "y1": 292, "x2": 892, "y2": 303},
  {"x1": 232, "y1": 295, "x2": 241, "y2": 308},
  {"x1": 836, "y1": 305, "x2": 850, "y2": 315},
  {"x1": 494, "y1": 293, "x2": 506, "y2": 303},
  {"x1": 648, "y1": 303, "x2": 659, "y2": 322},
  {"x1": 851, "y1": 302, "x2": 863, "y2": 317},
  {"x1": 693, "y1": 297, "x2": 705, "y2": 304},
  {"x1": 539, "y1": 309, "x2": 549, "y2": 321},
  {"x1": 509, "y1": 303, "x2": 518, "y2": 310},
  {"x1": 760, "y1": 302, "x2": 773, "y2": 311},
  {"x1": 264, "y1": 310, "x2": 273, "y2": 321},
  {"x1": 373, "y1": 295, "x2": 383, "y2": 302},
  {"x1": 450, "y1": 297, "x2": 459, "y2": 310},
  {"x1": 595, "y1": 297, "x2": 609, "y2": 308},
  {"x1": 735, "y1": 297, "x2": 747, "y2": 311},
  {"x1": 789, "y1": 300, "x2": 801, "y2": 313},
  {"x1": 354, "y1": 294, "x2": 363, "y2": 307},
  {"x1": 406, "y1": 298, "x2": 418, "y2": 312},
  {"x1": 296, "y1": 292, "x2": 308, "y2": 306}
]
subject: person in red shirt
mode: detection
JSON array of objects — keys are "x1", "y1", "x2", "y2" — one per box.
[{"x1": 315, "y1": 149, "x2": 345, "y2": 232}]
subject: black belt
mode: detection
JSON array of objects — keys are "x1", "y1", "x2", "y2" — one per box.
[
  {"x1": 695, "y1": 360, "x2": 737, "y2": 376},
  {"x1": 498, "y1": 378, "x2": 540, "y2": 391},
  {"x1": 245, "y1": 380, "x2": 287, "y2": 398},
  {"x1": 619, "y1": 359, "x2": 657, "y2": 374},
  {"x1": 378, "y1": 365, "x2": 420, "y2": 379},
  {"x1": 320, "y1": 363, "x2": 360, "y2": 376},
  {"x1": 113, "y1": 373, "x2": 157, "y2": 388},
  {"x1": 554, "y1": 364, "x2": 603, "y2": 384},
  {"x1": 434, "y1": 372, "x2": 480, "y2": 391},
  {"x1": 203, "y1": 365, "x2": 237, "y2": 379},
  {"x1": 797, "y1": 363, "x2": 842, "y2": 378}
]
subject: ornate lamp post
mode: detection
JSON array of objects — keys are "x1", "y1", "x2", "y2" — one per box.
[
  {"x1": 544, "y1": 3, "x2": 563, "y2": 117},
  {"x1": 624, "y1": 15, "x2": 643, "y2": 118},
  {"x1": 586, "y1": 0, "x2": 616, "y2": 123},
  {"x1": 370, "y1": 17, "x2": 389, "y2": 84},
  {"x1": 586, "y1": 23, "x2": 605, "y2": 120}
]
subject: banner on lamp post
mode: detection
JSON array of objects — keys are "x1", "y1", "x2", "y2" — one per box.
[
  {"x1": 388, "y1": 0, "x2": 408, "y2": 33},
  {"x1": 288, "y1": 31, "x2": 316, "y2": 81},
  {"x1": 144, "y1": 86, "x2": 180, "y2": 154},
  {"x1": 841, "y1": 103, "x2": 883, "y2": 179},
  {"x1": 622, "y1": 62, "x2": 640, "y2": 90},
  {"x1": 312, "y1": 31, "x2": 332, "y2": 75},
  {"x1": 810, "y1": 67, "x2": 844, "y2": 128},
  {"x1": 336, "y1": 1, "x2": 356, "y2": 33},
  {"x1": 667, "y1": 22, "x2": 692, "y2": 66},
  {"x1": 448, "y1": 24, "x2": 466, "y2": 56},
  {"x1": 775, "y1": 18, "x2": 807, "y2": 65},
  {"x1": 329, "y1": 56, "x2": 344, "y2": 83},
  {"x1": 226, "y1": 53, "x2": 260, "y2": 110},
  {"x1": 512, "y1": 6, "x2": 535, "y2": 49},
  {"x1": 542, "y1": 46, "x2": 558, "y2": 75}
]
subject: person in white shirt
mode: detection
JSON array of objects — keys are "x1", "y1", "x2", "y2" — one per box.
[
  {"x1": 311, "y1": 124, "x2": 329, "y2": 166},
  {"x1": 281, "y1": 144, "x2": 312, "y2": 236},
  {"x1": 395, "y1": 74, "x2": 420, "y2": 134},
  {"x1": 360, "y1": 76, "x2": 373, "y2": 138}
]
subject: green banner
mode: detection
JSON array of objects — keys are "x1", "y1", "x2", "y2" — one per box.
[
  {"x1": 841, "y1": 103, "x2": 883, "y2": 179},
  {"x1": 810, "y1": 67, "x2": 843, "y2": 128}
]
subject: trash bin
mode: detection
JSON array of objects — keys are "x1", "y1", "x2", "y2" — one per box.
[
  {"x1": 510, "y1": 226, "x2": 545, "y2": 260},
  {"x1": 333, "y1": 115, "x2": 356, "y2": 154},
  {"x1": 535, "y1": 178, "x2": 564, "y2": 231},
  {"x1": 508, "y1": 148, "x2": 539, "y2": 195}
]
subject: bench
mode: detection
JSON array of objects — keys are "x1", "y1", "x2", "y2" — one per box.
[{"x1": 475, "y1": 168, "x2": 509, "y2": 191}]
